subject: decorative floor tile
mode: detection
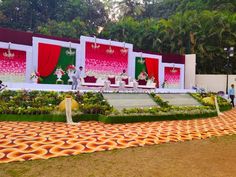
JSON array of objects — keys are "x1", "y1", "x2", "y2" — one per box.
[{"x1": 0, "y1": 108, "x2": 236, "y2": 163}]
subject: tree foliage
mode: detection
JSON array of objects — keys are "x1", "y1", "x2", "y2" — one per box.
[
  {"x1": 101, "y1": 9, "x2": 236, "y2": 74},
  {"x1": 0, "y1": 0, "x2": 108, "y2": 31},
  {"x1": 37, "y1": 17, "x2": 96, "y2": 38}
]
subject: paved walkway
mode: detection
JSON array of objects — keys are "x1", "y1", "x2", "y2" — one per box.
[
  {"x1": 0, "y1": 109, "x2": 236, "y2": 163},
  {"x1": 103, "y1": 93, "x2": 158, "y2": 111},
  {"x1": 158, "y1": 93, "x2": 202, "y2": 106}
]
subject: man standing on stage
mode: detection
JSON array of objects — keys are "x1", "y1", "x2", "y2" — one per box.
[{"x1": 72, "y1": 66, "x2": 83, "y2": 90}]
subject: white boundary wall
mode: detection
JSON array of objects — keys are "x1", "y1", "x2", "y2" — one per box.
[
  {"x1": 184, "y1": 54, "x2": 196, "y2": 89},
  {"x1": 196, "y1": 74, "x2": 236, "y2": 92}
]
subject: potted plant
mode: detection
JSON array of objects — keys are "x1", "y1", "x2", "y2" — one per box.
[
  {"x1": 54, "y1": 67, "x2": 65, "y2": 83},
  {"x1": 66, "y1": 65, "x2": 76, "y2": 83},
  {"x1": 30, "y1": 71, "x2": 41, "y2": 83}
]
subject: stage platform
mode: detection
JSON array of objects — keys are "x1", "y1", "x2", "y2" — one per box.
[{"x1": 3, "y1": 82, "x2": 196, "y2": 93}]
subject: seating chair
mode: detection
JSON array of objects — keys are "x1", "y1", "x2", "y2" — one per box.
[
  {"x1": 137, "y1": 79, "x2": 156, "y2": 89},
  {"x1": 81, "y1": 76, "x2": 104, "y2": 87}
]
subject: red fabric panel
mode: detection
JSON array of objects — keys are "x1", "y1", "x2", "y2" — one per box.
[
  {"x1": 162, "y1": 54, "x2": 185, "y2": 64},
  {"x1": 145, "y1": 58, "x2": 159, "y2": 87},
  {"x1": 34, "y1": 33, "x2": 80, "y2": 44},
  {"x1": 134, "y1": 49, "x2": 185, "y2": 64},
  {"x1": 84, "y1": 76, "x2": 97, "y2": 83},
  {"x1": 138, "y1": 79, "x2": 147, "y2": 85},
  {"x1": 108, "y1": 77, "x2": 116, "y2": 84},
  {"x1": 122, "y1": 78, "x2": 129, "y2": 85},
  {"x1": 0, "y1": 27, "x2": 80, "y2": 46},
  {"x1": 38, "y1": 43, "x2": 61, "y2": 77},
  {"x1": 0, "y1": 27, "x2": 33, "y2": 46}
]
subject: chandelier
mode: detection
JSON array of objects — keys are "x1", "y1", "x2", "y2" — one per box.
[
  {"x1": 3, "y1": 42, "x2": 15, "y2": 58},
  {"x1": 66, "y1": 42, "x2": 75, "y2": 56},
  {"x1": 138, "y1": 52, "x2": 145, "y2": 64},
  {"x1": 170, "y1": 64, "x2": 177, "y2": 73},
  {"x1": 120, "y1": 42, "x2": 128, "y2": 55},
  {"x1": 91, "y1": 36, "x2": 100, "y2": 49},
  {"x1": 106, "y1": 39, "x2": 114, "y2": 55}
]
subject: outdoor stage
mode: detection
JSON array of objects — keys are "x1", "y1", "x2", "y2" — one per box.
[{"x1": 4, "y1": 82, "x2": 196, "y2": 93}]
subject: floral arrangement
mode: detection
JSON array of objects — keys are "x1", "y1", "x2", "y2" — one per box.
[
  {"x1": 0, "y1": 90, "x2": 112, "y2": 115},
  {"x1": 190, "y1": 93, "x2": 232, "y2": 111},
  {"x1": 30, "y1": 71, "x2": 40, "y2": 79},
  {"x1": 54, "y1": 68, "x2": 65, "y2": 76},
  {"x1": 66, "y1": 65, "x2": 76, "y2": 73}
]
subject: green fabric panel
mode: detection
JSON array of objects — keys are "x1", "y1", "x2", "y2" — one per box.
[
  {"x1": 41, "y1": 47, "x2": 76, "y2": 84},
  {"x1": 135, "y1": 57, "x2": 147, "y2": 79}
]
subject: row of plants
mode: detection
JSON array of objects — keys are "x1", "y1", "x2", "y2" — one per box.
[
  {"x1": 122, "y1": 106, "x2": 215, "y2": 116},
  {"x1": 0, "y1": 90, "x2": 113, "y2": 115},
  {"x1": 190, "y1": 93, "x2": 232, "y2": 111},
  {"x1": 0, "y1": 90, "x2": 232, "y2": 123},
  {"x1": 150, "y1": 93, "x2": 169, "y2": 107}
]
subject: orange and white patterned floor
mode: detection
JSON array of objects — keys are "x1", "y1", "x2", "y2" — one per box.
[{"x1": 0, "y1": 109, "x2": 236, "y2": 163}]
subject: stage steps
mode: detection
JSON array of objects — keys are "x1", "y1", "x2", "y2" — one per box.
[
  {"x1": 158, "y1": 93, "x2": 202, "y2": 106},
  {"x1": 103, "y1": 93, "x2": 158, "y2": 111}
]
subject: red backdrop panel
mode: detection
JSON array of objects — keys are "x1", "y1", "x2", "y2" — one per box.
[
  {"x1": 38, "y1": 43, "x2": 61, "y2": 77},
  {"x1": 85, "y1": 42, "x2": 128, "y2": 77},
  {"x1": 164, "y1": 67, "x2": 181, "y2": 88},
  {"x1": 145, "y1": 58, "x2": 159, "y2": 86},
  {"x1": 0, "y1": 48, "x2": 26, "y2": 82}
]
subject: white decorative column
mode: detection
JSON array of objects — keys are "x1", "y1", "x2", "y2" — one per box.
[
  {"x1": 65, "y1": 97, "x2": 73, "y2": 124},
  {"x1": 184, "y1": 54, "x2": 196, "y2": 89}
]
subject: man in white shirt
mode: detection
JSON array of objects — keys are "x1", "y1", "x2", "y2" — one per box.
[
  {"x1": 71, "y1": 66, "x2": 83, "y2": 90},
  {"x1": 228, "y1": 84, "x2": 235, "y2": 107}
]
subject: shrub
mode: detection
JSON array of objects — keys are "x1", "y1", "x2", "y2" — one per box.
[
  {"x1": 150, "y1": 93, "x2": 169, "y2": 107},
  {"x1": 190, "y1": 93, "x2": 232, "y2": 111},
  {"x1": 0, "y1": 90, "x2": 113, "y2": 115}
]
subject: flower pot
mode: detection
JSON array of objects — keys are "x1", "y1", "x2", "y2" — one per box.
[
  {"x1": 56, "y1": 73, "x2": 62, "y2": 81},
  {"x1": 31, "y1": 77, "x2": 38, "y2": 83},
  {"x1": 67, "y1": 70, "x2": 75, "y2": 83}
]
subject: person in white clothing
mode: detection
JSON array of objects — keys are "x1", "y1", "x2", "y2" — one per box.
[
  {"x1": 228, "y1": 84, "x2": 235, "y2": 107},
  {"x1": 71, "y1": 66, "x2": 83, "y2": 90}
]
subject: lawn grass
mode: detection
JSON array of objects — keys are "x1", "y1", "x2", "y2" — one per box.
[{"x1": 0, "y1": 134, "x2": 235, "y2": 177}]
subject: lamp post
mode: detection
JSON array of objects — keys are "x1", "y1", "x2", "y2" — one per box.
[{"x1": 224, "y1": 47, "x2": 234, "y2": 94}]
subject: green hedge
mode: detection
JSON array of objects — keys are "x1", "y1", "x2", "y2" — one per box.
[
  {"x1": 0, "y1": 114, "x2": 100, "y2": 122},
  {"x1": 101, "y1": 112, "x2": 218, "y2": 124},
  {"x1": 190, "y1": 93, "x2": 232, "y2": 111},
  {"x1": 219, "y1": 105, "x2": 232, "y2": 112},
  {"x1": 0, "y1": 111, "x2": 218, "y2": 124},
  {"x1": 0, "y1": 114, "x2": 66, "y2": 122}
]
